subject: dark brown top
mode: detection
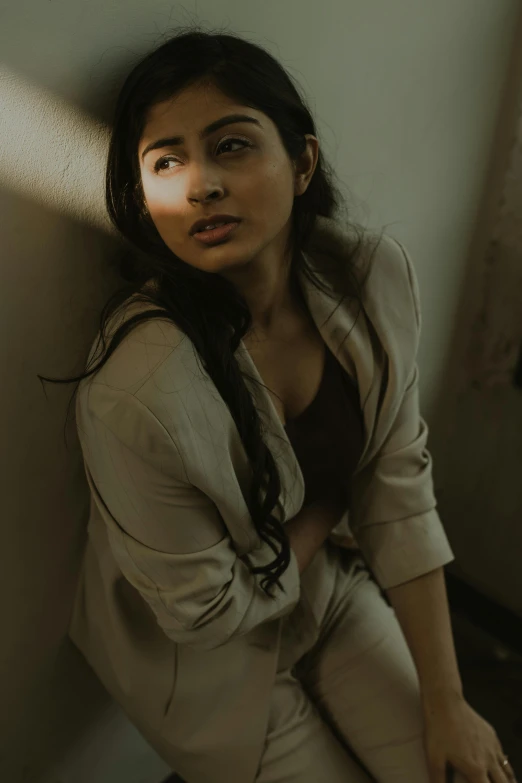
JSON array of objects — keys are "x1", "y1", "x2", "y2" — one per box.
[{"x1": 283, "y1": 343, "x2": 364, "y2": 510}]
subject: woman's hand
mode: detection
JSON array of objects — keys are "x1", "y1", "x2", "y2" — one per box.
[
  {"x1": 286, "y1": 493, "x2": 350, "y2": 574},
  {"x1": 312, "y1": 488, "x2": 359, "y2": 549},
  {"x1": 306, "y1": 495, "x2": 348, "y2": 530},
  {"x1": 422, "y1": 694, "x2": 518, "y2": 782},
  {"x1": 307, "y1": 481, "x2": 349, "y2": 522}
]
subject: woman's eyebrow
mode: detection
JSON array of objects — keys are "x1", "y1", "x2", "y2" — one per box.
[{"x1": 141, "y1": 114, "x2": 262, "y2": 161}]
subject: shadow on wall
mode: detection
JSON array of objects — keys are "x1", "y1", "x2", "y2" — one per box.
[{"x1": 0, "y1": 61, "x2": 173, "y2": 782}]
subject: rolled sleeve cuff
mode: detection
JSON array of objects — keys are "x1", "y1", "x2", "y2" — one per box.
[{"x1": 355, "y1": 508, "x2": 455, "y2": 590}]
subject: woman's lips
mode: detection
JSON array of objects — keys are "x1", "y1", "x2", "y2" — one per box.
[{"x1": 192, "y1": 221, "x2": 241, "y2": 244}]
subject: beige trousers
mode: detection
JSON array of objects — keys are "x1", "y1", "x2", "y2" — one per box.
[{"x1": 255, "y1": 545, "x2": 466, "y2": 783}]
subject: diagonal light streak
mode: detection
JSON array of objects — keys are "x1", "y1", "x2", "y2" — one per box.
[{"x1": 0, "y1": 64, "x2": 116, "y2": 235}]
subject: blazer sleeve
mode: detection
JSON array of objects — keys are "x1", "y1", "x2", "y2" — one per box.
[
  {"x1": 79, "y1": 385, "x2": 301, "y2": 650},
  {"x1": 348, "y1": 238, "x2": 455, "y2": 590}
]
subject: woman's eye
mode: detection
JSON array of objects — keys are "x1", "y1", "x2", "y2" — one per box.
[{"x1": 153, "y1": 137, "x2": 251, "y2": 173}]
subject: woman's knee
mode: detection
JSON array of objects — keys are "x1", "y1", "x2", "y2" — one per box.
[
  {"x1": 257, "y1": 670, "x2": 374, "y2": 782},
  {"x1": 297, "y1": 566, "x2": 432, "y2": 781}
]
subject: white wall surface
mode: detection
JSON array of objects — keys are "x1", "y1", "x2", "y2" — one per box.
[{"x1": 1, "y1": 1, "x2": 520, "y2": 781}]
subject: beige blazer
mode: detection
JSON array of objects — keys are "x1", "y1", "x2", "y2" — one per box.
[{"x1": 68, "y1": 215, "x2": 455, "y2": 783}]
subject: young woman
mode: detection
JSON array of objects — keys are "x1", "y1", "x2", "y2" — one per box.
[{"x1": 39, "y1": 27, "x2": 515, "y2": 783}]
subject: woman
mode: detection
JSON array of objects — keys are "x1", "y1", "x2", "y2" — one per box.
[{"x1": 39, "y1": 28, "x2": 516, "y2": 783}]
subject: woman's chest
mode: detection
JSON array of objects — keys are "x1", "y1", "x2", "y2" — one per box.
[{"x1": 244, "y1": 309, "x2": 346, "y2": 427}]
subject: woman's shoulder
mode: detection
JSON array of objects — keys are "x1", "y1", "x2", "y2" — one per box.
[
  {"x1": 81, "y1": 285, "x2": 188, "y2": 396},
  {"x1": 307, "y1": 216, "x2": 411, "y2": 280}
]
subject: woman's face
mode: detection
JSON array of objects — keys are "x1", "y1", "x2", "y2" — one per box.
[{"x1": 137, "y1": 81, "x2": 318, "y2": 278}]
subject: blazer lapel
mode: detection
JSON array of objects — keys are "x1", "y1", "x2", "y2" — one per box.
[{"x1": 234, "y1": 230, "x2": 379, "y2": 531}]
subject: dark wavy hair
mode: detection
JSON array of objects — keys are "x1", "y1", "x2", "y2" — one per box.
[{"x1": 38, "y1": 26, "x2": 386, "y2": 597}]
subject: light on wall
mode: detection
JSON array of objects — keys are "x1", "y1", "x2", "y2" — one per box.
[{"x1": 0, "y1": 64, "x2": 116, "y2": 236}]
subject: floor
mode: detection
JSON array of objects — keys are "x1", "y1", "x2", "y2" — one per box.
[{"x1": 162, "y1": 585, "x2": 522, "y2": 782}]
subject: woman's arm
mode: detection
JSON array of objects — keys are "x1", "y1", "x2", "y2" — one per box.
[{"x1": 385, "y1": 567, "x2": 464, "y2": 711}]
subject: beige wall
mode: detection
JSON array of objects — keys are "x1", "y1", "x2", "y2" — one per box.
[
  {"x1": 1, "y1": 2, "x2": 520, "y2": 781},
  {"x1": 428, "y1": 8, "x2": 522, "y2": 618}
]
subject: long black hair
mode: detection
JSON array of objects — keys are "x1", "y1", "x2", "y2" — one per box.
[{"x1": 38, "y1": 26, "x2": 386, "y2": 597}]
